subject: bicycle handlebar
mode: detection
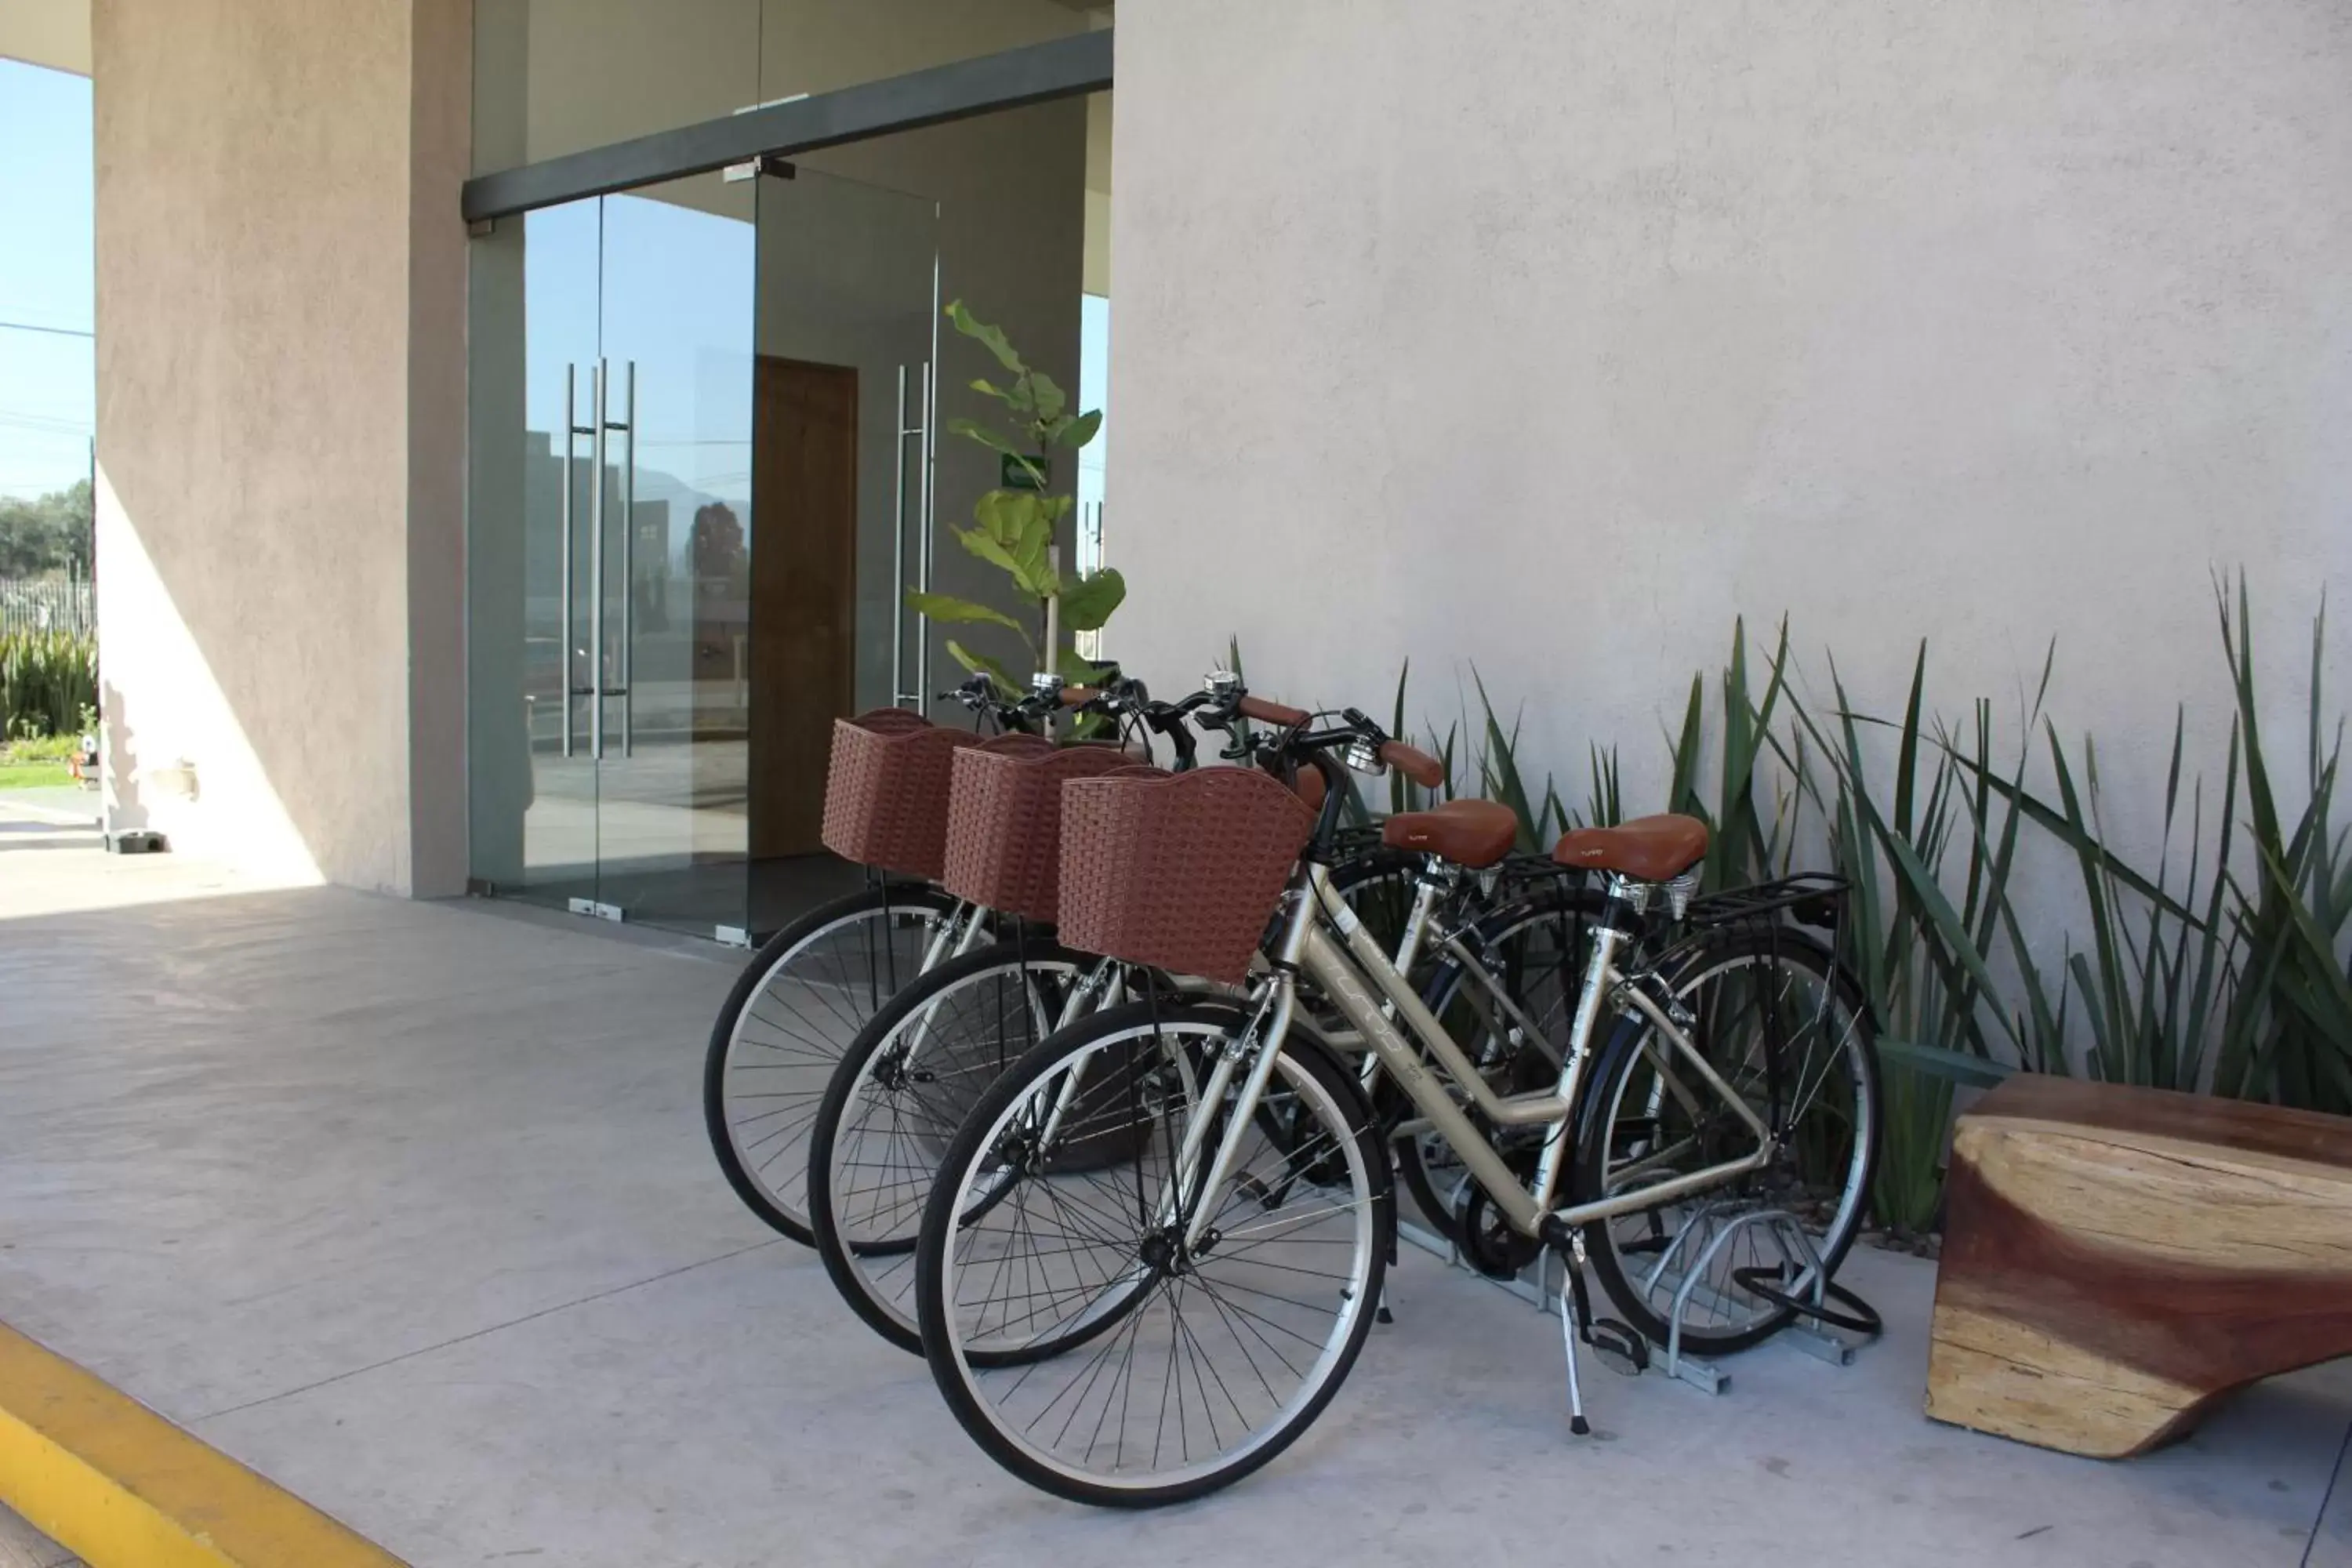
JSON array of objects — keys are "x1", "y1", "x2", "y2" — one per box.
[
  {"x1": 1236, "y1": 693, "x2": 1309, "y2": 728},
  {"x1": 1379, "y1": 739, "x2": 1445, "y2": 789}
]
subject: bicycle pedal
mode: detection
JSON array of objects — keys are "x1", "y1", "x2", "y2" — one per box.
[{"x1": 1584, "y1": 1316, "x2": 1650, "y2": 1375}]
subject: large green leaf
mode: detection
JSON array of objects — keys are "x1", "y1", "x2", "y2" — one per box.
[
  {"x1": 902, "y1": 590, "x2": 1023, "y2": 635},
  {"x1": 975, "y1": 487, "x2": 1043, "y2": 547},
  {"x1": 1026, "y1": 368, "x2": 1067, "y2": 422},
  {"x1": 946, "y1": 637, "x2": 1024, "y2": 696},
  {"x1": 968, "y1": 376, "x2": 1033, "y2": 412},
  {"x1": 971, "y1": 490, "x2": 1057, "y2": 596},
  {"x1": 953, "y1": 524, "x2": 1029, "y2": 582},
  {"x1": 1057, "y1": 409, "x2": 1103, "y2": 450},
  {"x1": 945, "y1": 299, "x2": 1023, "y2": 373},
  {"x1": 946, "y1": 416, "x2": 1023, "y2": 461},
  {"x1": 1054, "y1": 647, "x2": 1117, "y2": 683},
  {"x1": 1059, "y1": 568, "x2": 1127, "y2": 633}
]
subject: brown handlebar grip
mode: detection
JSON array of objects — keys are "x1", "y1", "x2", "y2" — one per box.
[
  {"x1": 1236, "y1": 694, "x2": 1310, "y2": 727},
  {"x1": 1380, "y1": 739, "x2": 1445, "y2": 789},
  {"x1": 1059, "y1": 686, "x2": 1098, "y2": 708}
]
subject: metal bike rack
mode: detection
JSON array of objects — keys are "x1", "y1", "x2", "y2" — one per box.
[
  {"x1": 1644, "y1": 1203, "x2": 1862, "y2": 1387},
  {"x1": 1396, "y1": 1205, "x2": 1870, "y2": 1398}
]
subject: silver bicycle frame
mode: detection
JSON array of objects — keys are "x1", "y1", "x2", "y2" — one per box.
[{"x1": 1205, "y1": 862, "x2": 1775, "y2": 1243}]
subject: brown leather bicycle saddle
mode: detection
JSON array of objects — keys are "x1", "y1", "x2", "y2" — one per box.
[
  {"x1": 1552, "y1": 814, "x2": 1708, "y2": 881},
  {"x1": 1381, "y1": 799, "x2": 1519, "y2": 869}
]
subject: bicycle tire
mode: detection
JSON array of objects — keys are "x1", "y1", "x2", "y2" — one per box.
[
  {"x1": 916, "y1": 999, "x2": 1391, "y2": 1508},
  {"x1": 702, "y1": 883, "x2": 966, "y2": 1243},
  {"x1": 807, "y1": 937, "x2": 1096, "y2": 1352},
  {"x1": 1573, "y1": 923, "x2": 1880, "y2": 1356}
]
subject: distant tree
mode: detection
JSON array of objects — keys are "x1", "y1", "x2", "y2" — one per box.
[{"x1": 0, "y1": 480, "x2": 93, "y2": 578}]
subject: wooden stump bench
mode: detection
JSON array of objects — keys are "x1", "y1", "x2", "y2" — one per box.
[{"x1": 1925, "y1": 1073, "x2": 2352, "y2": 1457}]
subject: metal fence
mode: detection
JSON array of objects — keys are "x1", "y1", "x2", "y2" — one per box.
[{"x1": 0, "y1": 578, "x2": 96, "y2": 637}]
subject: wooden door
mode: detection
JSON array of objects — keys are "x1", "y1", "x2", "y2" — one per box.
[{"x1": 749, "y1": 355, "x2": 858, "y2": 858}]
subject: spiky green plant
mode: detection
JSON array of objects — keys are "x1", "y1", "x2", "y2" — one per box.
[{"x1": 0, "y1": 629, "x2": 96, "y2": 741}]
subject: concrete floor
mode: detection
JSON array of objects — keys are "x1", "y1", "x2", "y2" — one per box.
[
  {"x1": 0, "y1": 1501, "x2": 79, "y2": 1568},
  {"x1": 2, "y1": 804, "x2": 2348, "y2": 1568}
]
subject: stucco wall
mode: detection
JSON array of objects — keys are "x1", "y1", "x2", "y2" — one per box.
[
  {"x1": 1106, "y1": 0, "x2": 2352, "y2": 837},
  {"x1": 94, "y1": 0, "x2": 470, "y2": 892}
]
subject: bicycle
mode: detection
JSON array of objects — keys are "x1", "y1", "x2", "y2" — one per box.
[
  {"x1": 909, "y1": 688, "x2": 1878, "y2": 1505},
  {"x1": 804, "y1": 679, "x2": 1460, "y2": 1350},
  {"x1": 803, "y1": 676, "x2": 1214, "y2": 1345},
  {"x1": 702, "y1": 672, "x2": 1098, "y2": 1244}
]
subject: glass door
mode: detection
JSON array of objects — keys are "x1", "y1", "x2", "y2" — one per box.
[
  {"x1": 467, "y1": 162, "x2": 939, "y2": 944},
  {"x1": 591, "y1": 176, "x2": 757, "y2": 936},
  {"x1": 468, "y1": 176, "x2": 757, "y2": 938},
  {"x1": 742, "y1": 164, "x2": 939, "y2": 937},
  {"x1": 466, "y1": 195, "x2": 604, "y2": 913}
]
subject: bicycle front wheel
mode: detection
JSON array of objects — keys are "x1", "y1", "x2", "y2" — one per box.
[
  {"x1": 915, "y1": 1000, "x2": 1390, "y2": 1508},
  {"x1": 703, "y1": 884, "x2": 965, "y2": 1243}
]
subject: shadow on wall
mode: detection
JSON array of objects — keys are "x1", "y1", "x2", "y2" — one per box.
[
  {"x1": 96, "y1": 465, "x2": 323, "y2": 887},
  {"x1": 100, "y1": 674, "x2": 139, "y2": 826}
]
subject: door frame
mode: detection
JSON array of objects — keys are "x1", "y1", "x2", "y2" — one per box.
[{"x1": 461, "y1": 31, "x2": 1111, "y2": 224}]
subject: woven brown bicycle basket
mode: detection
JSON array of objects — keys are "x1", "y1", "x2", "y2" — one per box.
[
  {"x1": 939, "y1": 742, "x2": 1140, "y2": 924},
  {"x1": 1056, "y1": 766, "x2": 1316, "y2": 984},
  {"x1": 818, "y1": 710, "x2": 981, "y2": 880}
]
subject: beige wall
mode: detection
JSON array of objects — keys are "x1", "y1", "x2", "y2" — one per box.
[
  {"x1": 95, "y1": 0, "x2": 471, "y2": 893},
  {"x1": 0, "y1": 0, "x2": 89, "y2": 74},
  {"x1": 1107, "y1": 0, "x2": 2352, "y2": 847}
]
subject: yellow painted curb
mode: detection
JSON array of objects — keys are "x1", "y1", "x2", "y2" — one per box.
[{"x1": 0, "y1": 1320, "x2": 406, "y2": 1567}]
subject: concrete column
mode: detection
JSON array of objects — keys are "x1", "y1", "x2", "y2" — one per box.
[{"x1": 93, "y1": 0, "x2": 472, "y2": 895}]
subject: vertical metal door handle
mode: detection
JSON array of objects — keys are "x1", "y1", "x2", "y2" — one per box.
[
  {"x1": 619, "y1": 360, "x2": 635, "y2": 757},
  {"x1": 892, "y1": 363, "x2": 909, "y2": 706},
  {"x1": 560, "y1": 363, "x2": 577, "y2": 757},
  {"x1": 589, "y1": 359, "x2": 608, "y2": 759},
  {"x1": 916, "y1": 357, "x2": 935, "y2": 708}
]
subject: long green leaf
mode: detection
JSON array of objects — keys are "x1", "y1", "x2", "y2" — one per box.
[
  {"x1": 902, "y1": 590, "x2": 1024, "y2": 635},
  {"x1": 944, "y1": 299, "x2": 1024, "y2": 372}
]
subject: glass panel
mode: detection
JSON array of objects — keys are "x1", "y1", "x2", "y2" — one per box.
[
  {"x1": 472, "y1": 1, "x2": 1096, "y2": 176},
  {"x1": 754, "y1": 0, "x2": 1091, "y2": 105},
  {"x1": 466, "y1": 196, "x2": 601, "y2": 906},
  {"x1": 472, "y1": 0, "x2": 760, "y2": 172},
  {"x1": 594, "y1": 174, "x2": 759, "y2": 937},
  {"x1": 746, "y1": 165, "x2": 938, "y2": 935},
  {"x1": 1074, "y1": 291, "x2": 1109, "y2": 660}
]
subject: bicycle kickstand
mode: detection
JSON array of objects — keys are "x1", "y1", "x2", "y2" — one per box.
[{"x1": 1555, "y1": 1242, "x2": 1591, "y2": 1436}]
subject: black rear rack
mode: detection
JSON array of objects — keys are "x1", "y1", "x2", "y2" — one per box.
[{"x1": 1684, "y1": 872, "x2": 1847, "y2": 931}]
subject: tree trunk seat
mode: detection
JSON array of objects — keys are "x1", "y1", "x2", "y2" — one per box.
[{"x1": 1925, "y1": 1073, "x2": 2352, "y2": 1457}]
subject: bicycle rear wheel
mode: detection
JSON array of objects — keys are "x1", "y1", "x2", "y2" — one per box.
[
  {"x1": 703, "y1": 884, "x2": 965, "y2": 1243},
  {"x1": 808, "y1": 938, "x2": 1097, "y2": 1351},
  {"x1": 915, "y1": 999, "x2": 1390, "y2": 1508},
  {"x1": 1576, "y1": 925, "x2": 1878, "y2": 1355}
]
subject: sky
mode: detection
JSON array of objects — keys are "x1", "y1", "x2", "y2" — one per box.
[{"x1": 0, "y1": 58, "x2": 95, "y2": 501}]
